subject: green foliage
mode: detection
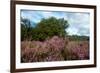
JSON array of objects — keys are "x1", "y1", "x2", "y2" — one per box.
[
  {"x1": 32, "y1": 17, "x2": 69, "y2": 41},
  {"x1": 21, "y1": 17, "x2": 69, "y2": 41},
  {"x1": 21, "y1": 17, "x2": 33, "y2": 41},
  {"x1": 66, "y1": 35, "x2": 89, "y2": 41}
]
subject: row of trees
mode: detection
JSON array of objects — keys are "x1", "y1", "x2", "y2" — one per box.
[
  {"x1": 21, "y1": 17, "x2": 69, "y2": 41},
  {"x1": 66, "y1": 35, "x2": 89, "y2": 41}
]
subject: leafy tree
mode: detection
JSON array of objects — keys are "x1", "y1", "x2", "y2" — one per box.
[
  {"x1": 21, "y1": 17, "x2": 32, "y2": 41},
  {"x1": 21, "y1": 17, "x2": 69, "y2": 41},
  {"x1": 32, "y1": 17, "x2": 69, "y2": 41}
]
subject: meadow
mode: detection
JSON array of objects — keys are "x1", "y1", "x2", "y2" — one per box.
[{"x1": 21, "y1": 36, "x2": 89, "y2": 63}]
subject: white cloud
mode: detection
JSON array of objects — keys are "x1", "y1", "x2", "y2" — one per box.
[{"x1": 66, "y1": 12, "x2": 90, "y2": 36}]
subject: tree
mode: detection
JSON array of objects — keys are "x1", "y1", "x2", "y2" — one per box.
[
  {"x1": 32, "y1": 17, "x2": 69, "y2": 41},
  {"x1": 21, "y1": 17, "x2": 32, "y2": 41}
]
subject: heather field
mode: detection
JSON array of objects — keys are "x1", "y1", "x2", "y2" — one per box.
[{"x1": 21, "y1": 36, "x2": 89, "y2": 63}]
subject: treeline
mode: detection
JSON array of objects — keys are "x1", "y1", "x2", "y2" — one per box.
[
  {"x1": 21, "y1": 17, "x2": 69, "y2": 41},
  {"x1": 66, "y1": 35, "x2": 89, "y2": 41}
]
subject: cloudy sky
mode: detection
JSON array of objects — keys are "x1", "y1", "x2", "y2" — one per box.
[{"x1": 21, "y1": 10, "x2": 90, "y2": 36}]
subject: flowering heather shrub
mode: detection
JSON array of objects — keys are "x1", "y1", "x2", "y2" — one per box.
[
  {"x1": 46, "y1": 36, "x2": 65, "y2": 52},
  {"x1": 21, "y1": 36, "x2": 65, "y2": 62},
  {"x1": 65, "y1": 41, "x2": 89, "y2": 60},
  {"x1": 45, "y1": 52, "x2": 64, "y2": 61},
  {"x1": 21, "y1": 36, "x2": 89, "y2": 62}
]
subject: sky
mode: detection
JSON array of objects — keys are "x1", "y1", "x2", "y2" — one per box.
[{"x1": 21, "y1": 10, "x2": 90, "y2": 36}]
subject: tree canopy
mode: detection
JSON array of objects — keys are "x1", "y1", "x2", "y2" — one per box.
[{"x1": 21, "y1": 17, "x2": 69, "y2": 41}]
